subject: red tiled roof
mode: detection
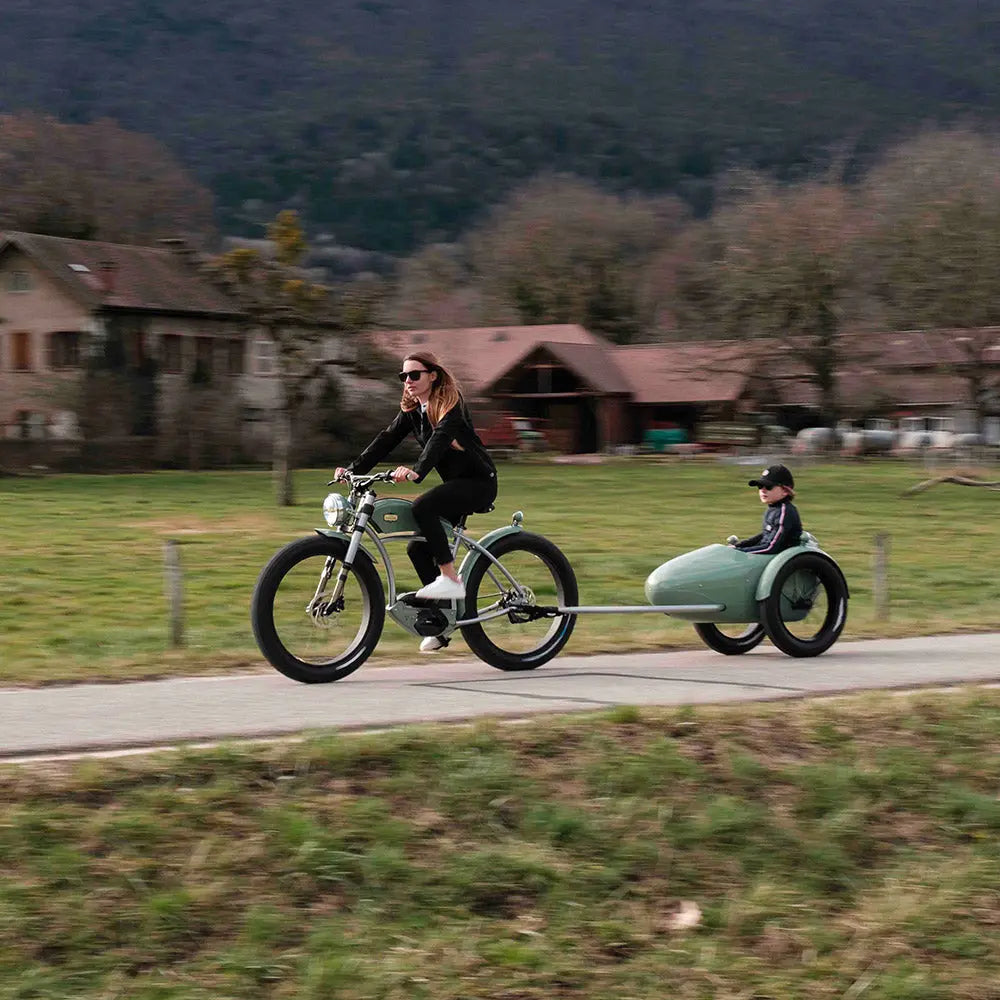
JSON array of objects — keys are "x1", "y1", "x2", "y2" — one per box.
[
  {"x1": 614, "y1": 341, "x2": 753, "y2": 403},
  {"x1": 822, "y1": 328, "x2": 1000, "y2": 369},
  {"x1": 369, "y1": 325, "x2": 1000, "y2": 409},
  {"x1": 0, "y1": 231, "x2": 243, "y2": 317},
  {"x1": 483, "y1": 340, "x2": 633, "y2": 395},
  {"x1": 369, "y1": 324, "x2": 606, "y2": 396}
]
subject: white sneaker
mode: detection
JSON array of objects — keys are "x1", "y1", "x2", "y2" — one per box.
[
  {"x1": 419, "y1": 635, "x2": 449, "y2": 653},
  {"x1": 414, "y1": 575, "x2": 466, "y2": 600}
]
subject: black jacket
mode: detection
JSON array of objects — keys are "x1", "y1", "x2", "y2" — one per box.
[
  {"x1": 736, "y1": 497, "x2": 802, "y2": 554},
  {"x1": 348, "y1": 398, "x2": 497, "y2": 484}
]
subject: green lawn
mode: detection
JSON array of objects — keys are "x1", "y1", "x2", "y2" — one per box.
[
  {"x1": 1, "y1": 459, "x2": 998, "y2": 685},
  {"x1": 2, "y1": 692, "x2": 999, "y2": 998}
]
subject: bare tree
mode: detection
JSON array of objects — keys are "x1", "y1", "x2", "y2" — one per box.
[
  {"x1": 207, "y1": 211, "x2": 381, "y2": 505},
  {"x1": 863, "y1": 128, "x2": 1000, "y2": 434},
  {"x1": 0, "y1": 113, "x2": 214, "y2": 243},
  {"x1": 469, "y1": 175, "x2": 686, "y2": 343},
  {"x1": 672, "y1": 174, "x2": 870, "y2": 426},
  {"x1": 386, "y1": 243, "x2": 486, "y2": 329}
]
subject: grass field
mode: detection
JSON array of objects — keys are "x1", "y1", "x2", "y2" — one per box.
[
  {"x1": 1, "y1": 459, "x2": 999, "y2": 685},
  {"x1": 2, "y1": 691, "x2": 999, "y2": 998}
]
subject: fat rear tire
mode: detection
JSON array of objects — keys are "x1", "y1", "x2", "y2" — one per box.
[{"x1": 461, "y1": 532, "x2": 577, "y2": 671}]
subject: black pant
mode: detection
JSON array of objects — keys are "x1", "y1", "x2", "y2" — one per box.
[{"x1": 407, "y1": 477, "x2": 498, "y2": 584}]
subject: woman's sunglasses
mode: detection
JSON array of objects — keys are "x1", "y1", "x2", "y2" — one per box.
[{"x1": 398, "y1": 368, "x2": 432, "y2": 383}]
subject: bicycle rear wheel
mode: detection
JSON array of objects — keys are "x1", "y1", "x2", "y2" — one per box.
[{"x1": 460, "y1": 531, "x2": 577, "y2": 671}]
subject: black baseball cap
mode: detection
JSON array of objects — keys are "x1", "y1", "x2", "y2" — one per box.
[{"x1": 748, "y1": 464, "x2": 794, "y2": 489}]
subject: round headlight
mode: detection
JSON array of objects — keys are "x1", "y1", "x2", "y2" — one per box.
[{"x1": 323, "y1": 492, "x2": 352, "y2": 528}]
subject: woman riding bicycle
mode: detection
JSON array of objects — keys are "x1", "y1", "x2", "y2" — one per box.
[{"x1": 335, "y1": 351, "x2": 497, "y2": 649}]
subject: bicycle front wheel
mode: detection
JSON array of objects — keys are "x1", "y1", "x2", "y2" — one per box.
[
  {"x1": 460, "y1": 531, "x2": 577, "y2": 671},
  {"x1": 251, "y1": 535, "x2": 385, "y2": 683}
]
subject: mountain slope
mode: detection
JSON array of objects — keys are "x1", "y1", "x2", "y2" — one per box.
[{"x1": 3, "y1": 0, "x2": 999, "y2": 251}]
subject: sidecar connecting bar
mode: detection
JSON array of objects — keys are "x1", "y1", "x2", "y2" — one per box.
[{"x1": 530, "y1": 604, "x2": 725, "y2": 618}]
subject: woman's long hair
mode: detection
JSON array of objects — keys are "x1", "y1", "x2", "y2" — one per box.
[{"x1": 400, "y1": 351, "x2": 462, "y2": 426}]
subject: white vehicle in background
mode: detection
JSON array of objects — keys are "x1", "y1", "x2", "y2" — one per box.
[
  {"x1": 792, "y1": 419, "x2": 894, "y2": 456},
  {"x1": 791, "y1": 425, "x2": 842, "y2": 455},
  {"x1": 840, "y1": 419, "x2": 897, "y2": 457},
  {"x1": 894, "y1": 416, "x2": 956, "y2": 454}
]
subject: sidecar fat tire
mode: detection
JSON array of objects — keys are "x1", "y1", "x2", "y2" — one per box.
[
  {"x1": 759, "y1": 552, "x2": 847, "y2": 658},
  {"x1": 693, "y1": 622, "x2": 766, "y2": 655},
  {"x1": 252, "y1": 535, "x2": 385, "y2": 683}
]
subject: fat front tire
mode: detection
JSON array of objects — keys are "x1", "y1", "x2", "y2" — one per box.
[
  {"x1": 461, "y1": 531, "x2": 578, "y2": 671},
  {"x1": 759, "y1": 553, "x2": 848, "y2": 658},
  {"x1": 693, "y1": 622, "x2": 766, "y2": 655},
  {"x1": 251, "y1": 535, "x2": 385, "y2": 683}
]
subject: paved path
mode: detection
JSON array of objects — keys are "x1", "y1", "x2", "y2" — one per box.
[{"x1": 2, "y1": 633, "x2": 998, "y2": 760}]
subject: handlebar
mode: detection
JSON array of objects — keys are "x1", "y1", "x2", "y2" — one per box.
[{"x1": 327, "y1": 470, "x2": 397, "y2": 489}]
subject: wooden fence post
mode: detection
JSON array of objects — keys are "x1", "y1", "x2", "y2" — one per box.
[
  {"x1": 872, "y1": 532, "x2": 890, "y2": 621},
  {"x1": 164, "y1": 539, "x2": 185, "y2": 648}
]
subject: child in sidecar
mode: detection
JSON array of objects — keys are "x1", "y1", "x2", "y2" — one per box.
[
  {"x1": 730, "y1": 464, "x2": 802, "y2": 555},
  {"x1": 648, "y1": 462, "x2": 846, "y2": 657}
]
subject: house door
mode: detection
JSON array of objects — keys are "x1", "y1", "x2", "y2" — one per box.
[
  {"x1": 576, "y1": 400, "x2": 598, "y2": 452},
  {"x1": 12, "y1": 331, "x2": 31, "y2": 371}
]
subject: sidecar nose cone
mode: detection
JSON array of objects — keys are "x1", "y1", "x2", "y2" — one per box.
[{"x1": 645, "y1": 543, "x2": 773, "y2": 623}]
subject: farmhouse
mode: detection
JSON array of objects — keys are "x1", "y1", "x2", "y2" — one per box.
[
  {"x1": 0, "y1": 232, "x2": 254, "y2": 441},
  {"x1": 372, "y1": 325, "x2": 1000, "y2": 451}
]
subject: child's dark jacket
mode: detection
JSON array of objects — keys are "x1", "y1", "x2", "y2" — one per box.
[{"x1": 736, "y1": 498, "x2": 802, "y2": 554}]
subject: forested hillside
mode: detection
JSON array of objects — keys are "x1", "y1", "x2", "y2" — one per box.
[{"x1": 3, "y1": 0, "x2": 999, "y2": 252}]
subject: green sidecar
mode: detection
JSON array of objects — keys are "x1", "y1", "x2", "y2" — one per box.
[{"x1": 644, "y1": 532, "x2": 848, "y2": 657}]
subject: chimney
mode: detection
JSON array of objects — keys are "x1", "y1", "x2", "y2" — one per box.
[
  {"x1": 158, "y1": 236, "x2": 200, "y2": 266},
  {"x1": 97, "y1": 260, "x2": 119, "y2": 296}
]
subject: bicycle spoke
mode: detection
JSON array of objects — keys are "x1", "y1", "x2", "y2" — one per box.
[
  {"x1": 476, "y1": 549, "x2": 564, "y2": 655},
  {"x1": 271, "y1": 553, "x2": 372, "y2": 665}
]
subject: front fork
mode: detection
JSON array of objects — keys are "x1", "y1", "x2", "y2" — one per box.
[{"x1": 316, "y1": 490, "x2": 376, "y2": 609}]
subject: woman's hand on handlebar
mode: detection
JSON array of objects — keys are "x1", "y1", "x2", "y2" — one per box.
[
  {"x1": 333, "y1": 467, "x2": 350, "y2": 482},
  {"x1": 390, "y1": 466, "x2": 417, "y2": 484}
]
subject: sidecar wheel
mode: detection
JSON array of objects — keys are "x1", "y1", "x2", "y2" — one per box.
[
  {"x1": 693, "y1": 622, "x2": 766, "y2": 655},
  {"x1": 461, "y1": 532, "x2": 577, "y2": 671},
  {"x1": 251, "y1": 535, "x2": 385, "y2": 683},
  {"x1": 759, "y1": 553, "x2": 847, "y2": 658}
]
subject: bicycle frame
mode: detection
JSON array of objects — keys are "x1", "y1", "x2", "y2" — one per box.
[{"x1": 326, "y1": 474, "x2": 530, "y2": 628}]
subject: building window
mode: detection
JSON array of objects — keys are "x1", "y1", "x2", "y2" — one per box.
[
  {"x1": 254, "y1": 337, "x2": 276, "y2": 375},
  {"x1": 10, "y1": 410, "x2": 46, "y2": 440},
  {"x1": 194, "y1": 337, "x2": 215, "y2": 380},
  {"x1": 49, "y1": 331, "x2": 84, "y2": 369},
  {"x1": 161, "y1": 335, "x2": 183, "y2": 374},
  {"x1": 7, "y1": 271, "x2": 31, "y2": 293},
  {"x1": 12, "y1": 331, "x2": 32, "y2": 371},
  {"x1": 131, "y1": 329, "x2": 148, "y2": 368},
  {"x1": 227, "y1": 339, "x2": 245, "y2": 375}
]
